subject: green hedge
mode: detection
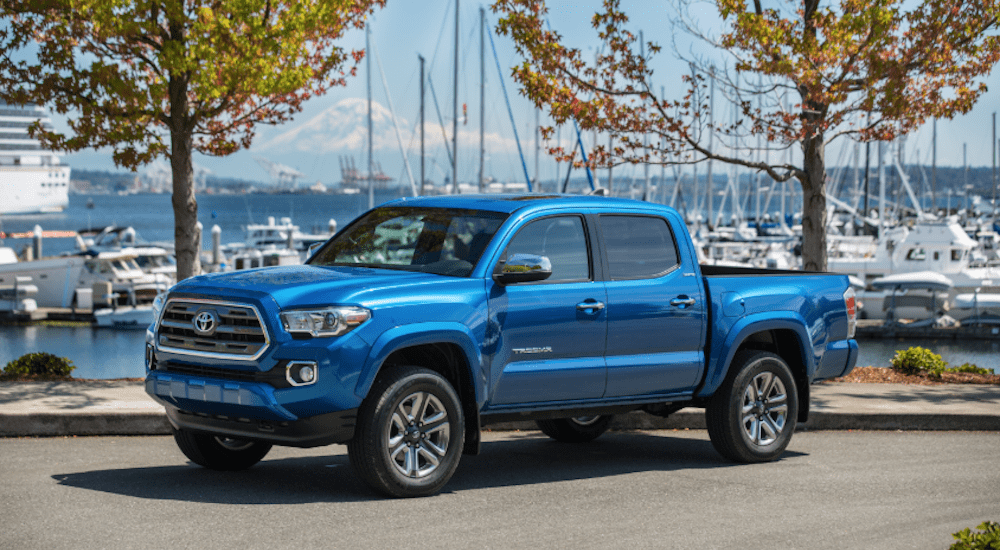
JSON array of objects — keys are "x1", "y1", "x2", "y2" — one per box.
[
  {"x1": 2, "y1": 352, "x2": 75, "y2": 380},
  {"x1": 891, "y1": 347, "x2": 994, "y2": 378},
  {"x1": 951, "y1": 521, "x2": 1000, "y2": 550}
]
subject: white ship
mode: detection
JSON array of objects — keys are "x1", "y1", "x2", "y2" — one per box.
[{"x1": 0, "y1": 101, "x2": 71, "y2": 215}]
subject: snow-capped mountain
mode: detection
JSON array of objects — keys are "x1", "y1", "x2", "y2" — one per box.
[
  {"x1": 259, "y1": 97, "x2": 404, "y2": 153},
  {"x1": 257, "y1": 97, "x2": 522, "y2": 155}
]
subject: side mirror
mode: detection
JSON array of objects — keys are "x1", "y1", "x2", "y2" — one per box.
[{"x1": 493, "y1": 253, "x2": 552, "y2": 285}]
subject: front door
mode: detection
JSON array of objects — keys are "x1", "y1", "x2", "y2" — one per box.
[{"x1": 487, "y1": 214, "x2": 608, "y2": 405}]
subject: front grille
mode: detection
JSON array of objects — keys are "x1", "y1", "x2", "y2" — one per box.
[{"x1": 157, "y1": 299, "x2": 269, "y2": 360}]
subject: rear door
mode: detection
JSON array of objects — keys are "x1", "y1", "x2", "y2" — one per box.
[
  {"x1": 487, "y1": 213, "x2": 608, "y2": 405},
  {"x1": 597, "y1": 212, "x2": 707, "y2": 396}
]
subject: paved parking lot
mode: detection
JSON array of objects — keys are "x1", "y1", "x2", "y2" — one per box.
[{"x1": 3, "y1": 430, "x2": 998, "y2": 549}]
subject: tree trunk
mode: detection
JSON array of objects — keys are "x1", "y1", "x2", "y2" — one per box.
[
  {"x1": 167, "y1": 61, "x2": 199, "y2": 281},
  {"x1": 171, "y1": 126, "x2": 200, "y2": 280},
  {"x1": 799, "y1": 132, "x2": 828, "y2": 272}
]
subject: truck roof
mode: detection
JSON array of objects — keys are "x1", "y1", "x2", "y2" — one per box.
[{"x1": 381, "y1": 193, "x2": 672, "y2": 215}]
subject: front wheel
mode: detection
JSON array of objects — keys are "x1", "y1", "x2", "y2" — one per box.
[
  {"x1": 172, "y1": 428, "x2": 272, "y2": 471},
  {"x1": 348, "y1": 366, "x2": 465, "y2": 498},
  {"x1": 536, "y1": 415, "x2": 613, "y2": 443},
  {"x1": 706, "y1": 350, "x2": 798, "y2": 463}
]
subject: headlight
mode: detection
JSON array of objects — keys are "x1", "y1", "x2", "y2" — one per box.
[
  {"x1": 150, "y1": 292, "x2": 167, "y2": 331},
  {"x1": 280, "y1": 306, "x2": 371, "y2": 337}
]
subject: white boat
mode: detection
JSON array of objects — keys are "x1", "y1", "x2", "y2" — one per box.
[
  {"x1": 243, "y1": 216, "x2": 334, "y2": 255},
  {"x1": 0, "y1": 102, "x2": 71, "y2": 215},
  {"x1": 870, "y1": 271, "x2": 954, "y2": 292},
  {"x1": 828, "y1": 220, "x2": 981, "y2": 284},
  {"x1": 229, "y1": 246, "x2": 301, "y2": 270},
  {"x1": 953, "y1": 292, "x2": 1000, "y2": 325},
  {"x1": 93, "y1": 304, "x2": 154, "y2": 329},
  {"x1": 0, "y1": 248, "x2": 169, "y2": 308},
  {"x1": 0, "y1": 273, "x2": 38, "y2": 313},
  {"x1": 870, "y1": 271, "x2": 956, "y2": 327},
  {"x1": 78, "y1": 226, "x2": 177, "y2": 283},
  {"x1": 828, "y1": 219, "x2": 1000, "y2": 321}
]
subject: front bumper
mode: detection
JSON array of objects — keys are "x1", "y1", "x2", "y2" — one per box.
[{"x1": 164, "y1": 404, "x2": 357, "y2": 448}]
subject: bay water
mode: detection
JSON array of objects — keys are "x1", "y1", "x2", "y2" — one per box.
[{"x1": 0, "y1": 190, "x2": 407, "y2": 257}]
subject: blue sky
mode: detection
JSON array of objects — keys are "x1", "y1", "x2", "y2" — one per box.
[{"x1": 52, "y1": 1, "x2": 1000, "y2": 187}]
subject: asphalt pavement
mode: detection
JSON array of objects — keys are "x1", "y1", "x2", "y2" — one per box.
[
  {"x1": 2, "y1": 432, "x2": 998, "y2": 549},
  {"x1": 1, "y1": 379, "x2": 998, "y2": 436}
]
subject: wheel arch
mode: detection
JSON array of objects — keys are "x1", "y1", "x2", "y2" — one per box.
[
  {"x1": 699, "y1": 314, "x2": 816, "y2": 422},
  {"x1": 355, "y1": 323, "x2": 484, "y2": 455}
]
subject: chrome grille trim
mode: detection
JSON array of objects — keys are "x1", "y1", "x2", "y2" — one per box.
[{"x1": 156, "y1": 298, "x2": 270, "y2": 361}]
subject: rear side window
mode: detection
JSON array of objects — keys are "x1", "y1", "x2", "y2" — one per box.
[
  {"x1": 600, "y1": 215, "x2": 679, "y2": 280},
  {"x1": 502, "y1": 215, "x2": 590, "y2": 282}
]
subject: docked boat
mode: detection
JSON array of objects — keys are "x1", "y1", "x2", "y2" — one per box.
[
  {"x1": 828, "y1": 219, "x2": 1000, "y2": 320},
  {"x1": 0, "y1": 248, "x2": 170, "y2": 309},
  {"x1": 242, "y1": 216, "x2": 334, "y2": 256},
  {"x1": 78, "y1": 226, "x2": 177, "y2": 283},
  {"x1": 869, "y1": 271, "x2": 955, "y2": 326},
  {"x1": 953, "y1": 292, "x2": 1000, "y2": 325},
  {"x1": 0, "y1": 101, "x2": 71, "y2": 215},
  {"x1": 92, "y1": 304, "x2": 155, "y2": 329}
]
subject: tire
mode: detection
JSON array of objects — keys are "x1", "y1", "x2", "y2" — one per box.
[
  {"x1": 536, "y1": 415, "x2": 613, "y2": 443},
  {"x1": 348, "y1": 366, "x2": 465, "y2": 498},
  {"x1": 172, "y1": 428, "x2": 272, "y2": 471},
  {"x1": 706, "y1": 350, "x2": 798, "y2": 463}
]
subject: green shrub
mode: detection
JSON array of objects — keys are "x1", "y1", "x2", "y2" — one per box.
[
  {"x1": 951, "y1": 363, "x2": 995, "y2": 375},
  {"x1": 2, "y1": 352, "x2": 75, "y2": 379},
  {"x1": 951, "y1": 521, "x2": 1000, "y2": 550},
  {"x1": 890, "y1": 346, "x2": 947, "y2": 375}
]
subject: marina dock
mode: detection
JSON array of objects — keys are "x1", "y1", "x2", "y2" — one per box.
[
  {"x1": 856, "y1": 319, "x2": 1000, "y2": 340},
  {"x1": 0, "y1": 307, "x2": 95, "y2": 324}
]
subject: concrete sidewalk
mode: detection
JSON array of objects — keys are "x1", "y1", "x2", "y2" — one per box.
[{"x1": 1, "y1": 380, "x2": 999, "y2": 437}]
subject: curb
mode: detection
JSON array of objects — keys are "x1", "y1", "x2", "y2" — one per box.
[
  {"x1": 4, "y1": 409, "x2": 999, "y2": 437},
  {"x1": 0, "y1": 412, "x2": 171, "y2": 437}
]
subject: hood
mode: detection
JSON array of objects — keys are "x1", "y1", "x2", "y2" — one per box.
[{"x1": 171, "y1": 265, "x2": 454, "y2": 309}]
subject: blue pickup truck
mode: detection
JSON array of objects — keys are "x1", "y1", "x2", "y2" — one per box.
[{"x1": 145, "y1": 194, "x2": 858, "y2": 497}]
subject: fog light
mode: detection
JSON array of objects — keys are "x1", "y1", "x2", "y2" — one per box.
[
  {"x1": 286, "y1": 361, "x2": 318, "y2": 386},
  {"x1": 299, "y1": 365, "x2": 315, "y2": 383}
]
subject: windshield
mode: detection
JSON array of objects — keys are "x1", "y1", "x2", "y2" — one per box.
[{"x1": 309, "y1": 206, "x2": 508, "y2": 277}]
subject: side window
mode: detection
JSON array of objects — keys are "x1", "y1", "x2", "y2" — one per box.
[
  {"x1": 600, "y1": 215, "x2": 679, "y2": 280},
  {"x1": 502, "y1": 216, "x2": 590, "y2": 283}
]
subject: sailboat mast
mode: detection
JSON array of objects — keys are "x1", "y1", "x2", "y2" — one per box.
[
  {"x1": 535, "y1": 108, "x2": 540, "y2": 192},
  {"x1": 706, "y1": 69, "x2": 714, "y2": 226},
  {"x1": 367, "y1": 24, "x2": 374, "y2": 210},
  {"x1": 932, "y1": 118, "x2": 937, "y2": 210},
  {"x1": 453, "y1": 0, "x2": 459, "y2": 192},
  {"x1": 878, "y1": 141, "x2": 885, "y2": 232},
  {"x1": 420, "y1": 54, "x2": 426, "y2": 195},
  {"x1": 641, "y1": 31, "x2": 649, "y2": 201},
  {"x1": 479, "y1": 7, "x2": 485, "y2": 193}
]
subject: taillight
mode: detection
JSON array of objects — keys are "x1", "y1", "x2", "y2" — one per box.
[{"x1": 843, "y1": 287, "x2": 857, "y2": 339}]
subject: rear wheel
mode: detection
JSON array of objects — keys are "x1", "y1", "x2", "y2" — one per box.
[
  {"x1": 536, "y1": 415, "x2": 614, "y2": 443},
  {"x1": 348, "y1": 366, "x2": 465, "y2": 498},
  {"x1": 706, "y1": 350, "x2": 798, "y2": 463},
  {"x1": 172, "y1": 428, "x2": 272, "y2": 471}
]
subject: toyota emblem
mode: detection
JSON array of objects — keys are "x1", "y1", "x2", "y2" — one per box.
[{"x1": 192, "y1": 309, "x2": 219, "y2": 336}]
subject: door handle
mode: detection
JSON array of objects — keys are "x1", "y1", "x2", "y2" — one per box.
[
  {"x1": 576, "y1": 300, "x2": 605, "y2": 312},
  {"x1": 671, "y1": 297, "x2": 696, "y2": 307}
]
